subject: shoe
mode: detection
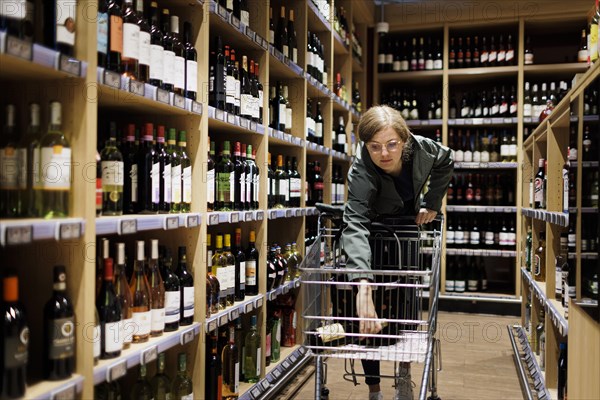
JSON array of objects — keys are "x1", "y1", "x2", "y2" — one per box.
[
  {"x1": 394, "y1": 364, "x2": 414, "y2": 400},
  {"x1": 369, "y1": 392, "x2": 384, "y2": 400}
]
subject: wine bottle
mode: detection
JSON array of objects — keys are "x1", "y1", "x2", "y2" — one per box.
[
  {"x1": 43, "y1": 0, "x2": 76, "y2": 56},
  {"x1": 288, "y1": 9, "x2": 298, "y2": 63},
  {"x1": 183, "y1": 21, "x2": 197, "y2": 100},
  {"x1": 114, "y1": 243, "x2": 133, "y2": 348},
  {"x1": 169, "y1": 15, "x2": 185, "y2": 95},
  {"x1": 161, "y1": 9, "x2": 175, "y2": 91},
  {"x1": 243, "y1": 315, "x2": 261, "y2": 383},
  {"x1": 274, "y1": 154, "x2": 288, "y2": 209},
  {"x1": 206, "y1": 234, "x2": 219, "y2": 316},
  {"x1": 39, "y1": 101, "x2": 71, "y2": 218},
  {"x1": 245, "y1": 145, "x2": 260, "y2": 210},
  {"x1": 244, "y1": 230, "x2": 259, "y2": 296},
  {"x1": 0, "y1": 104, "x2": 19, "y2": 218},
  {"x1": 137, "y1": 123, "x2": 158, "y2": 213},
  {"x1": 148, "y1": 239, "x2": 165, "y2": 337},
  {"x1": 223, "y1": 234, "x2": 236, "y2": 307},
  {"x1": 160, "y1": 247, "x2": 180, "y2": 332},
  {"x1": 284, "y1": 85, "x2": 293, "y2": 133},
  {"x1": 167, "y1": 128, "x2": 181, "y2": 213},
  {"x1": 178, "y1": 131, "x2": 192, "y2": 213},
  {"x1": 314, "y1": 101, "x2": 324, "y2": 146},
  {"x1": 205, "y1": 334, "x2": 222, "y2": 400},
  {"x1": 206, "y1": 138, "x2": 216, "y2": 212},
  {"x1": 275, "y1": 6, "x2": 288, "y2": 56},
  {"x1": 155, "y1": 126, "x2": 171, "y2": 213},
  {"x1": 213, "y1": 36, "x2": 227, "y2": 110},
  {"x1": 234, "y1": 228, "x2": 246, "y2": 302},
  {"x1": 101, "y1": 122, "x2": 124, "y2": 216},
  {"x1": 224, "y1": 46, "x2": 235, "y2": 114},
  {"x1": 129, "y1": 364, "x2": 153, "y2": 400},
  {"x1": 171, "y1": 353, "x2": 193, "y2": 399},
  {"x1": 212, "y1": 235, "x2": 228, "y2": 310},
  {"x1": 151, "y1": 352, "x2": 172, "y2": 400},
  {"x1": 17, "y1": 103, "x2": 41, "y2": 217},
  {"x1": 130, "y1": 241, "x2": 152, "y2": 343},
  {"x1": 1, "y1": 274, "x2": 28, "y2": 399},
  {"x1": 176, "y1": 246, "x2": 194, "y2": 325},
  {"x1": 134, "y1": 0, "x2": 151, "y2": 83},
  {"x1": 122, "y1": 124, "x2": 138, "y2": 214},
  {"x1": 216, "y1": 141, "x2": 234, "y2": 211},
  {"x1": 233, "y1": 142, "x2": 246, "y2": 211},
  {"x1": 97, "y1": 258, "x2": 123, "y2": 358},
  {"x1": 222, "y1": 324, "x2": 239, "y2": 398},
  {"x1": 93, "y1": 308, "x2": 101, "y2": 365},
  {"x1": 254, "y1": 63, "x2": 264, "y2": 124},
  {"x1": 121, "y1": 0, "x2": 140, "y2": 80},
  {"x1": 534, "y1": 158, "x2": 545, "y2": 209},
  {"x1": 148, "y1": 2, "x2": 164, "y2": 87}
]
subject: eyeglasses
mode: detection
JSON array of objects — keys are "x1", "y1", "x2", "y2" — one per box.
[{"x1": 366, "y1": 140, "x2": 401, "y2": 154}]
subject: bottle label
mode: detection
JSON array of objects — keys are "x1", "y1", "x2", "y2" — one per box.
[
  {"x1": 228, "y1": 172, "x2": 235, "y2": 202},
  {"x1": 246, "y1": 260, "x2": 257, "y2": 286},
  {"x1": 104, "y1": 320, "x2": 123, "y2": 353},
  {"x1": 480, "y1": 52, "x2": 489, "y2": 64},
  {"x1": 207, "y1": 169, "x2": 215, "y2": 204},
  {"x1": 109, "y1": 15, "x2": 123, "y2": 54},
  {"x1": 101, "y1": 160, "x2": 124, "y2": 187},
  {"x1": 132, "y1": 311, "x2": 151, "y2": 336},
  {"x1": 227, "y1": 263, "x2": 236, "y2": 295},
  {"x1": 93, "y1": 325, "x2": 101, "y2": 358},
  {"x1": 122, "y1": 318, "x2": 134, "y2": 345},
  {"x1": 241, "y1": 93, "x2": 253, "y2": 117},
  {"x1": 455, "y1": 280, "x2": 466, "y2": 292},
  {"x1": 245, "y1": 171, "x2": 252, "y2": 203},
  {"x1": 150, "y1": 44, "x2": 164, "y2": 81},
  {"x1": 3, "y1": 327, "x2": 29, "y2": 368},
  {"x1": 291, "y1": 177, "x2": 301, "y2": 198},
  {"x1": 48, "y1": 317, "x2": 75, "y2": 359},
  {"x1": 470, "y1": 231, "x2": 480, "y2": 245},
  {"x1": 186, "y1": 60, "x2": 198, "y2": 93},
  {"x1": 130, "y1": 164, "x2": 138, "y2": 202},
  {"x1": 139, "y1": 31, "x2": 151, "y2": 67},
  {"x1": 183, "y1": 286, "x2": 195, "y2": 318},
  {"x1": 578, "y1": 49, "x2": 589, "y2": 63},
  {"x1": 454, "y1": 150, "x2": 463, "y2": 162},
  {"x1": 393, "y1": 60, "x2": 401, "y2": 71},
  {"x1": 172, "y1": 164, "x2": 182, "y2": 204},
  {"x1": 278, "y1": 104, "x2": 287, "y2": 128},
  {"x1": 174, "y1": 56, "x2": 185, "y2": 90},
  {"x1": 17, "y1": 148, "x2": 27, "y2": 189},
  {"x1": 151, "y1": 161, "x2": 160, "y2": 204},
  {"x1": 315, "y1": 122, "x2": 323, "y2": 138},
  {"x1": 182, "y1": 166, "x2": 192, "y2": 203},
  {"x1": 55, "y1": 0, "x2": 76, "y2": 46},
  {"x1": 491, "y1": 104, "x2": 499, "y2": 115},
  {"x1": 181, "y1": 394, "x2": 194, "y2": 400},
  {"x1": 499, "y1": 103, "x2": 508, "y2": 115},
  {"x1": 500, "y1": 144, "x2": 509, "y2": 157},
  {"x1": 498, "y1": 51, "x2": 506, "y2": 63},
  {"x1": 446, "y1": 231, "x2": 454, "y2": 244},
  {"x1": 489, "y1": 51, "x2": 497, "y2": 63},
  {"x1": 164, "y1": 291, "x2": 180, "y2": 324},
  {"x1": 534, "y1": 255, "x2": 541, "y2": 276},
  {"x1": 162, "y1": 163, "x2": 172, "y2": 205},
  {"x1": 163, "y1": 50, "x2": 175, "y2": 85},
  {"x1": 445, "y1": 280, "x2": 455, "y2": 292},
  {"x1": 41, "y1": 146, "x2": 71, "y2": 190},
  {"x1": 534, "y1": 177, "x2": 543, "y2": 203},
  {"x1": 286, "y1": 108, "x2": 293, "y2": 131},
  {"x1": 151, "y1": 308, "x2": 165, "y2": 332},
  {"x1": 97, "y1": 12, "x2": 108, "y2": 55},
  {"x1": 509, "y1": 144, "x2": 517, "y2": 157},
  {"x1": 238, "y1": 260, "x2": 246, "y2": 287},
  {"x1": 122, "y1": 23, "x2": 140, "y2": 60},
  {"x1": 0, "y1": 146, "x2": 18, "y2": 189},
  {"x1": 226, "y1": 75, "x2": 236, "y2": 107},
  {"x1": 467, "y1": 279, "x2": 478, "y2": 291}
]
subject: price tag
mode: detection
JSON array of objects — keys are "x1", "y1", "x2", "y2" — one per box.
[
  {"x1": 298, "y1": 346, "x2": 306, "y2": 355},
  {"x1": 219, "y1": 314, "x2": 229, "y2": 326},
  {"x1": 229, "y1": 212, "x2": 240, "y2": 224},
  {"x1": 251, "y1": 387, "x2": 262, "y2": 398},
  {"x1": 272, "y1": 368, "x2": 282, "y2": 378},
  {"x1": 269, "y1": 210, "x2": 277, "y2": 219},
  {"x1": 107, "y1": 359, "x2": 127, "y2": 382},
  {"x1": 504, "y1": 118, "x2": 514, "y2": 124},
  {"x1": 250, "y1": 121, "x2": 257, "y2": 131},
  {"x1": 290, "y1": 353, "x2": 297, "y2": 363},
  {"x1": 295, "y1": 209, "x2": 303, "y2": 217},
  {"x1": 189, "y1": 101, "x2": 202, "y2": 115},
  {"x1": 491, "y1": 118, "x2": 503, "y2": 124},
  {"x1": 207, "y1": 320, "x2": 217, "y2": 333},
  {"x1": 104, "y1": 70, "x2": 121, "y2": 88},
  {"x1": 129, "y1": 80, "x2": 145, "y2": 96},
  {"x1": 282, "y1": 285, "x2": 290, "y2": 295},
  {"x1": 50, "y1": 383, "x2": 76, "y2": 400},
  {"x1": 156, "y1": 88, "x2": 170, "y2": 104},
  {"x1": 58, "y1": 54, "x2": 81, "y2": 76},
  {"x1": 217, "y1": 4, "x2": 228, "y2": 19},
  {"x1": 215, "y1": 108, "x2": 225, "y2": 121},
  {"x1": 186, "y1": 214, "x2": 199, "y2": 228},
  {"x1": 244, "y1": 212, "x2": 253, "y2": 222},
  {"x1": 230, "y1": 15, "x2": 240, "y2": 29},
  {"x1": 164, "y1": 216, "x2": 179, "y2": 230},
  {"x1": 208, "y1": 213, "x2": 220, "y2": 225},
  {"x1": 295, "y1": 280, "x2": 300, "y2": 288},
  {"x1": 59, "y1": 222, "x2": 81, "y2": 240},
  {"x1": 180, "y1": 326, "x2": 196, "y2": 345},
  {"x1": 6, "y1": 225, "x2": 33, "y2": 246},
  {"x1": 245, "y1": 302, "x2": 254, "y2": 313},
  {"x1": 173, "y1": 94, "x2": 185, "y2": 109},
  {"x1": 229, "y1": 308, "x2": 239, "y2": 320},
  {"x1": 226, "y1": 112, "x2": 236, "y2": 125},
  {"x1": 6, "y1": 35, "x2": 32, "y2": 60},
  {"x1": 119, "y1": 219, "x2": 137, "y2": 235},
  {"x1": 282, "y1": 359, "x2": 291, "y2": 370},
  {"x1": 239, "y1": 117, "x2": 249, "y2": 129},
  {"x1": 266, "y1": 373, "x2": 277, "y2": 384},
  {"x1": 245, "y1": 26, "x2": 255, "y2": 41},
  {"x1": 256, "y1": 211, "x2": 264, "y2": 220},
  {"x1": 285, "y1": 209, "x2": 293, "y2": 218},
  {"x1": 255, "y1": 297, "x2": 263, "y2": 308},
  {"x1": 261, "y1": 380, "x2": 270, "y2": 390},
  {"x1": 141, "y1": 345, "x2": 158, "y2": 365},
  {"x1": 524, "y1": 117, "x2": 532, "y2": 124}
]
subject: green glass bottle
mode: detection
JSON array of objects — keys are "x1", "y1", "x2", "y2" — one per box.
[
  {"x1": 243, "y1": 315, "x2": 261, "y2": 383},
  {"x1": 94, "y1": 381, "x2": 121, "y2": 400},
  {"x1": 167, "y1": 128, "x2": 182, "y2": 213},
  {"x1": 223, "y1": 234, "x2": 236, "y2": 307},
  {"x1": 212, "y1": 234, "x2": 228, "y2": 310},
  {"x1": 101, "y1": 122, "x2": 124, "y2": 216},
  {"x1": 1, "y1": 104, "x2": 19, "y2": 217},
  {"x1": 178, "y1": 131, "x2": 192, "y2": 212},
  {"x1": 17, "y1": 103, "x2": 42, "y2": 217},
  {"x1": 216, "y1": 141, "x2": 234, "y2": 211},
  {"x1": 171, "y1": 353, "x2": 193, "y2": 399},
  {"x1": 271, "y1": 311, "x2": 281, "y2": 363},
  {"x1": 131, "y1": 364, "x2": 153, "y2": 400},
  {"x1": 151, "y1": 352, "x2": 171, "y2": 400}
]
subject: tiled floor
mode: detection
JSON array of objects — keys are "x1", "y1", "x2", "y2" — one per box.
[{"x1": 288, "y1": 312, "x2": 523, "y2": 400}]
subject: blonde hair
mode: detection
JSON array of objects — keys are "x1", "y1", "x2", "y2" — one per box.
[{"x1": 358, "y1": 105, "x2": 411, "y2": 144}]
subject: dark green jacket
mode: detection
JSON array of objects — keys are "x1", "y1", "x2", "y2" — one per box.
[{"x1": 342, "y1": 134, "x2": 453, "y2": 280}]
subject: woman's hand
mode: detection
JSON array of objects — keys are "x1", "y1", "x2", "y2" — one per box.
[
  {"x1": 356, "y1": 280, "x2": 382, "y2": 336},
  {"x1": 415, "y1": 208, "x2": 437, "y2": 225}
]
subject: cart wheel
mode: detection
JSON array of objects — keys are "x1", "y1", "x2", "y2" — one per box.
[{"x1": 321, "y1": 387, "x2": 330, "y2": 400}]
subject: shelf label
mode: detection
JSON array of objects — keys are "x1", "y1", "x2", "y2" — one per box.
[
  {"x1": 191, "y1": 101, "x2": 202, "y2": 115},
  {"x1": 119, "y1": 219, "x2": 137, "y2": 235},
  {"x1": 230, "y1": 14, "x2": 240, "y2": 29},
  {"x1": 290, "y1": 353, "x2": 297, "y2": 363},
  {"x1": 6, "y1": 35, "x2": 32, "y2": 60},
  {"x1": 207, "y1": 320, "x2": 217, "y2": 333},
  {"x1": 229, "y1": 308, "x2": 239, "y2": 320},
  {"x1": 5, "y1": 225, "x2": 33, "y2": 246},
  {"x1": 215, "y1": 108, "x2": 225, "y2": 121},
  {"x1": 50, "y1": 382, "x2": 76, "y2": 400},
  {"x1": 164, "y1": 216, "x2": 179, "y2": 230},
  {"x1": 255, "y1": 297, "x2": 263, "y2": 308},
  {"x1": 208, "y1": 213, "x2": 220, "y2": 225},
  {"x1": 186, "y1": 214, "x2": 199, "y2": 228},
  {"x1": 107, "y1": 359, "x2": 127, "y2": 382},
  {"x1": 59, "y1": 222, "x2": 81, "y2": 240},
  {"x1": 129, "y1": 80, "x2": 145, "y2": 97},
  {"x1": 245, "y1": 302, "x2": 254, "y2": 313},
  {"x1": 282, "y1": 285, "x2": 290, "y2": 295},
  {"x1": 217, "y1": 4, "x2": 228, "y2": 19},
  {"x1": 295, "y1": 209, "x2": 303, "y2": 217},
  {"x1": 229, "y1": 212, "x2": 240, "y2": 224},
  {"x1": 245, "y1": 26, "x2": 255, "y2": 41},
  {"x1": 261, "y1": 380, "x2": 270, "y2": 390},
  {"x1": 219, "y1": 314, "x2": 229, "y2": 327},
  {"x1": 256, "y1": 211, "x2": 264, "y2": 221},
  {"x1": 141, "y1": 345, "x2": 158, "y2": 365},
  {"x1": 269, "y1": 210, "x2": 278, "y2": 220},
  {"x1": 156, "y1": 88, "x2": 170, "y2": 104},
  {"x1": 282, "y1": 359, "x2": 291, "y2": 370},
  {"x1": 285, "y1": 209, "x2": 293, "y2": 218},
  {"x1": 173, "y1": 94, "x2": 185, "y2": 109},
  {"x1": 251, "y1": 387, "x2": 262, "y2": 398},
  {"x1": 295, "y1": 280, "x2": 301, "y2": 288},
  {"x1": 239, "y1": 117, "x2": 249, "y2": 129},
  {"x1": 58, "y1": 54, "x2": 81, "y2": 76},
  {"x1": 244, "y1": 211, "x2": 254, "y2": 222},
  {"x1": 226, "y1": 112, "x2": 236, "y2": 125},
  {"x1": 272, "y1": 368, "x2": 281, "y2": 379},
  {"x1": 180, "y1": 326, "x2": 196, "y2": 346},
  {"x1": 104, "y1": 70, "x2": 121, "y2": 89}
]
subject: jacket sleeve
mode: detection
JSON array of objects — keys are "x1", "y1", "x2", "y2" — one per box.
[
  {"x1": 342, "y1": 153, "x2": 378, "y2": 281},
  {"x1": 422, "y1": 140, "x2": 454, "y2": 213}
]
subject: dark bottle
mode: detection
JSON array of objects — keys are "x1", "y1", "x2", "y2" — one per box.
[
  {"x1": 287, "y1": 9, "x2": 298, "y2": 62},
  {"x1": 123, "y1": 124, "x2": 138, "y2": 214},
  {"x1": 311, "y1": 161, "x2": 324, "y2": 205},
  {"x1": 267, "y1": 153, "x2": 275, "y2": 208},
  {"x1": 183, "y1": 21, "x2": 198, "y2": 100},
  {"x1": 43, "y1": 0, "x2": 76, "y2": 56},
  {"x1": 233, "y1": 142, "x2": 246, "y2": 211},
  {"x1": 138, "y1": 123, "x2": 159, "y2": 213},
  {"x1": 136, "y1": 0, "x2": 150, "y2": 82},
  {"x1": 98, "y1": 0, "x2": 109, "y2": 68},
  {"x1": 289, "y1": 157, "x2": 302, "y2": 208},
  {"x1": 472, "y1": 36, "x2": 480, "y2": 67},
  {"x1": 254, "y1": 63, "x2": 264, "y2": 124},
  {"x1": 456, "y1": 37, "x2": 464, "y2": 68},
  {"x1": 160, "y1": 247, "x2": 181, "y2": 332},
  {"x1": 314, "y1": 101, "x2": 324, "y2": 146},
  {"x1": 44, "y1": 266, "x2": 75, "y2": 380},
  {"x1": 267, "y1": 246, "x2": 278, "y2": 291},
  {"x1": 106, "y1": 0, "x2": 123, "y2": 73},
  {"x1": 205, "y1": 334, "x2": 221, "y2": 400},
  {"x1": 169, "y1": 15, "x2": 186, "y2": 96},
  {"x1": 224, "y1": 46, "x2": 235, "y2": 114},
  {"x1": 207, "y1": 139, "x2": 216, "y2": 212},
  {"x1": 213, "y1": 36, "x2": 227, "y2": 110},
  {"x1": 449, "y1": 37, "x2": 456, "y2": 69},
  {"x1": 234, "y1": 228, "x2": 246, "y2": 301},
  {"x1": 176, "y1": 246, "x2": 194, "y2": 326},
  {"x1": 216, "y1": 141, "x2": 234, "y2": 211},
  {"x1": 245, "y1": 230, "x2": 259, "y2": 296},
  {"x1": 275, "y1": 6, "x2": 288, "y2": 56},
  {"x1": 497, "y1": 34, "x2": 506, "y2": 65},
  {"x1": 557, "y1": 343, "x2": 568, "y2": 400},
  {"x1": 148, "y1": 1, "x2": 164, "y2": 88},
  {"x1": 161, "y1": 9, "x2": 175, "y2": 92},
  {"x1": 464, "y1": 37, "x2": 472, "y2": 68},
  {"x1": 156, "y1": 126, "x2": 171, "y2": 213},
  {"x1": 96, "y1": 258, "x2": 123, "y2": 359},
  {"x1": 1, "y1": 274, "x2": 28, "y2": 399},
  {"x1": 240, "y1": 56, "x2": 253, "y2": 121},
  {"x1": 121, "y1": 0, "x2": 140, "y2": 80}
]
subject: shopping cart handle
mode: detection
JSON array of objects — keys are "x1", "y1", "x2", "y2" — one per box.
[{"x1": 315, "y1": 203, "x2": 344, "y2": 217}]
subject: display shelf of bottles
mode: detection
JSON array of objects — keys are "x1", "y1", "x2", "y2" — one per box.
[
  {"x1": 378, "y1": 70, "x2": 443, "y2": 82},
  {"x1": 568, "y1": 207, "x2": 599, "y2": 214},
  {"x1": 207, "y1": 106, "x2": 266, "y2": 135},
  {"x1": 521, "y1": 208, "x2": 569, "y2": 228},
  {"x1": 267, "y1": 208, "x2": 308, "y2": 220},
  {"x1": 95, "y1": 213, "x2": 201, "y2": 236},
  {"x1": 205, "y1": 294, "x2": 263, "y2": 333},
  {"x1": 266, "y1": 278, "x2": 301, "y2": 301},
  {"x1": 444, "y1": 248, "x2": 517, "y2": 257},
  {"x1": 206, "y1": 210, "x2": 264, "y2": 226},
  {"x1": 567, "y1": 114, "x2": 600, "y2": 123},
  {"x1": 306, "y1": 71, "x2": 332, "y2": 99},
  {"x1": 265, "y1": 344, "x2": 303, "y2": 376},
  {"x1": 306, "y1": 141, "x2": 331, "y2": 156},
  {"x1": 307, "y1": 0, "x2": 331, "y2": 33},
  {"x1": 268, "y1": 46, "x2": 304, "y2": 79},
  {"x1": 22, "y1": 374, "x2": 84, "y2": 400},
  {"x1": 523, "y1": 62, "x2": 589, "y2": 76},
  {"x1": 570, "y1": 161, "x2": 599, "y2": 168},
  {"x1": 268, "y1": 128, "x2": 305, "y2": 148},
  {"x1": 332, "y1": 93, "x2": 352, "y2": 114},
  {"x1": 568, "y1": 252, "x2": 599, "y2": 260},
  {"x1": 508, "y1": 325, "x2": 551, "y2": 400},
  {"x1": 331, "y1": 150, "x2": 352, "y2": 162},
  {"x1": 207, "y1": 1, "x2": 267, "y2": 53},
  {"x1": 522, "y1": 268, "x2": 569, "y2": 337},
  {"x1": 442, "y1": 291, "x2": 519, "y2": 301},
  {"x1": 453, "y1": 162, "x2": 518, "y2": 169},
  {"x1": 0, "y1": 34, "x2": 86, "y2": 79},
  {"x1": 333, "y1": 30, "x2": 349, "y2": 55},
  {"x1": 446, "y1": 205, "x2": 517, "y2": 213},
  {"x1": 93, "y1": 322, "x2": 201, "y2": 385},
  {"x1": 447, "y1": 65, "x2": 519, "y2": 82},
  {"x1": 240, "y1": 345, "x2": 309, "y2": 400},
  {"x1": 97, "y1": 70, "x2": 202, "y2": 116},
  {"x1": 0, "y1": 218, "x2": 85, "y2": 247},
  {"x1": 405, "y1": 119, "x2": 443, "y2": 127},
  {"x1": 448, "y1": 117, "x2": 519, "y2": 126}
]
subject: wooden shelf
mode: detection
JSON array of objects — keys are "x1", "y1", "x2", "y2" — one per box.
[
  {"x1": 206, "y1": 210, "x2": 264, "y2": 226},
  {"x1": 306, "y1": 141, "x2": 332, "y2": 156},
  {"x1": 307, "y1": 0, "x2": 331, "y2": 33},
  {"x1": 207, "y1": 106, "x2": 266, "y2": 135},
  {"x1": 331, "y1": 93, "x2": 352, "y2": 113},
  {"x1": 405, "y1": 119, "x2": 443, "y2": 127},
  {"x1": 306, "y1": 72, "x2": 331, "y2": 99},
  {"x1": 453, "y1": 162, "x2": 518, "y2": 169},
  {"x1": 96, "y1": 213, "x2": 201, "y2": 236},
  {"x1": 207, "y1": 1, "x2": 267, "y2": 53},
  {"x1": 267, "y1": 208, "x2": 311, "y2": 220},
  {"x1": 268, "y1": 46, "x2": 304, "y2": 80},
  {"x1": 378, "y1": 69, "x2": 443, "y2": 82},
  {"x1": 0, "y1": 218, "x2": 85, "y2": 246},
  {"x1": 524, "y1": 62, "x2": 589, "y2": 76},
  {"x1": 268, "y1": 129, "x2": 306, "y2": 148},
  {"x1": 265, "y1": 345, "x2": 302, "y2": 376},
  {"x1": 448, "y1": 65, "x2": 518, "y2": 83},
  {"x1": 522, "y1": 268, "x2": 569, "y2": 337},
  {"x1": 22, "y1": 375, "x2": 84, "y2": 400},
  {"x1": 352, "y1": 56, "x2": 363, "y2": 72},
  {"x1": 333, "y1": 30, "x2": 349, "y2": 55},
  {"x1": 205, "y1": 294, "x2": 264, "y2": 333},
  {"x1": 446, "y1": 205, "x2": 516, "y2": 213},
  {"x1": 521, "y1": 208, "x2": 569, "y2": 227}
]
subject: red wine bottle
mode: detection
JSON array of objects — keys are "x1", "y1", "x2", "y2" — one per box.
[
  {"x1": 96, "y1": 258, "x2": 123, "y2": 359},
  {"x1": 44, "y1": 265, "x2": 75, "y2": 380},
  {"x1": 1, "y1": 274, "x2": 28, "y2": 399},
  {"x1": 175, "y1": 246, "x2": 194, "y2": 326}
]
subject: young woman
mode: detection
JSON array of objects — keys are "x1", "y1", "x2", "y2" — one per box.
[{"x1": 342, "y1": 105, "x2": 453, "y2": 400}]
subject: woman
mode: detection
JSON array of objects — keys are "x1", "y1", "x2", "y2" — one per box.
[{"x1": 342, "y1": 105, "x2": 453, "y2": 400}]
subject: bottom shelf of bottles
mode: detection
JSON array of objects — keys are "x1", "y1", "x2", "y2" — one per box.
[{"x1": 20, "y1": 374, "x2": 85, "y2": 400}]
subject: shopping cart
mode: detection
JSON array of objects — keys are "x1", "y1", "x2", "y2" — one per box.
[{"x1": 301, "y1": 203, "x2": 443, "y2": 400}]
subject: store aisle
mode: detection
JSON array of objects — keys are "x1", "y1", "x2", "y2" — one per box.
[{"x1": 289, "y1": 312, "x2": 523, "y2": 400}]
